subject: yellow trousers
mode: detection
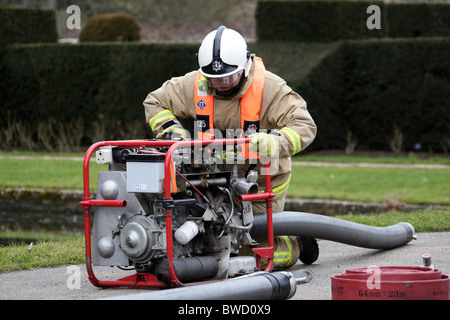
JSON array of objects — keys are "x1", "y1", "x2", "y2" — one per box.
[
  {"x1": 240, "y1": 235, "x2": 300, "y2": 269},
  {"x1": 244, "y1": 191, "x2": 299, "y2": 269}
]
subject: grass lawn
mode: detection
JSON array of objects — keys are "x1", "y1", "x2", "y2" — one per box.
[
  {"x1": 1, "y1": 152, "x2": 449, "y2": 205},
  {"x1": 293, "y1": 154, "x2": 450, "y2": 165},
  {"x1": 0, "y1": 158, "x2": 107, "y2": 191},
  {"x1": 0, "y1": 232, "x2": 84, "y2": 273},
  {"x1": 289, "y1": 165, "x2": 450, "y2": 205},
  {"x1": 337, "y1": 209, "x2": 450, "y2": 232}
]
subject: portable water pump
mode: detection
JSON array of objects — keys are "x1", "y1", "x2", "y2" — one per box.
[
  {"x1": 80, "y1": 138, "x2": 277, "y2": 288},
  {"x1": 81, "y1": 138, "x2": 417, "y2": 295}
]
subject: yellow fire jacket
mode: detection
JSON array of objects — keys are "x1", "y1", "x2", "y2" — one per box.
[{"x1": 143, "y1": 55, "x2": 317, "y2": 209}]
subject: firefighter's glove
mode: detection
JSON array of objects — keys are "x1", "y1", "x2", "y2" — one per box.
[
  {"x1": 248, "y1": 132, "x2": 279, "y2": 158},
  {"x1": 156, "y1": 125, "x2": 188, "y2": 140}
]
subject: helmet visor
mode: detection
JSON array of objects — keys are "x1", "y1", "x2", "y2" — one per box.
[{"x1": 207, "y1": 70, "x2": 243, "y2": 91}]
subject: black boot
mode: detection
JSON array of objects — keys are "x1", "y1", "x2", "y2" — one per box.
[{"x1": 296, "y1": 236, "x2": 319, "y2": 265}]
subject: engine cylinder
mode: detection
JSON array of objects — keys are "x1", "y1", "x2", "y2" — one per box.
[
  {"x1": 156, "y1": 256, "x2": 219, "y2": 283},
  {"x1": 119, "y1": 215, "x2": 161, "y2": 263}
]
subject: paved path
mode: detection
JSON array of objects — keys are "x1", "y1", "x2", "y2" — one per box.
[{"x1": 1, "y1": 232, "x2": 448, "y2": 300}]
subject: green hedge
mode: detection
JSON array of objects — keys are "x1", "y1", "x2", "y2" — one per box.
[
  {"x1": 0, "y1": 43, "x2": 199, "y2": 149},
  {"x1": 387, "y1": 3, "x2": 450, "y2": 38},
  {"x1": 0, "y1": 8, "x2": 57, "y2": 45},
  {"x1": 257, "y1": 0, "x2": 386, "y2": 42},
  {"x1": 256, "y1": 0, "x2": 450, "y2": 42},
  {"x1": 340, "y1": 38, "x2": 450, "y2": 152},
  {"x1": 2, "y1": 38, "x2": 448, "y2": 152},
  {"x1": 297, "y1": 38, "x2": 450, "y2": 152}
]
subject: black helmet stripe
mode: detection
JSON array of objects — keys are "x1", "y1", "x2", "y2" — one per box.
[{"x1": 213, "y1": 26, "x2": 226, "y2": 61}]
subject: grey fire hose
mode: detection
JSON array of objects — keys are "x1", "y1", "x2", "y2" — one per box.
[
  {"x1": 103, "y1": 270, "x2": 314, "y2": 300},
  {"x1": 251, "y1": 211, "x2": 416, "y2": 249},
  {"x1": 103, "y1": 211, "x2": 415, "y2": 300}
]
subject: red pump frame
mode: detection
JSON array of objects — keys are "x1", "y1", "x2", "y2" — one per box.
[{"x1": 80, "y1": 139, "x2": 274, "y2": 288}]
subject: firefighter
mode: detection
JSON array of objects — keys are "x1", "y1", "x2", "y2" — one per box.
[{"x1": 143, "y1": 26, "x2": 318, "y2": 268}]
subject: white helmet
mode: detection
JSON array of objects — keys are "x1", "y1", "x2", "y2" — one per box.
[{"x1": 198, "y1": 26, "x2": 252, "y2": 79}]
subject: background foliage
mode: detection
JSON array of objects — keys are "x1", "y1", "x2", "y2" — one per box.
[
  {"x1": 0, "y1": 7, "x2": 57, "y2": 45},
  {"x1": 79, "y1": 12, "x2": 141, "y2": 42},
  {"x1": 1, "y1": 1, "x2": 449, "y2": 153}
]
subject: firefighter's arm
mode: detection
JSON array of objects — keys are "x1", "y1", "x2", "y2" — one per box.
[
  {"x1": 143, "y1": 72, "x2": 196, "y2": 138},
  {"x1": 266, "y1": 81, "x2": 317, "y2": 157}
]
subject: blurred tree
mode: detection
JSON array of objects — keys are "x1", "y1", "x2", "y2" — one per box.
[{"x1": 79, "y1": 12, "x2": 141, "y2": 42}]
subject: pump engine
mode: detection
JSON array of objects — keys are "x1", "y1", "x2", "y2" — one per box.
[{"x1": 87, "y1": 139, "x2": 271, "y2": 285}]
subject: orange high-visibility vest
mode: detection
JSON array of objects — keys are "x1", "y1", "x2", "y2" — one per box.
[{"x1": 194, "y1": 57, "x2": 265, "y2": 159}]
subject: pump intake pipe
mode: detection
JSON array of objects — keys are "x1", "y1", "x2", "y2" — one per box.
[
  {"x1": 103, "y1": 270, "x2": 313, "y2": 300},
  {"x1": 251, "y1": 211, "x2": 416, "y2": 249}
]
